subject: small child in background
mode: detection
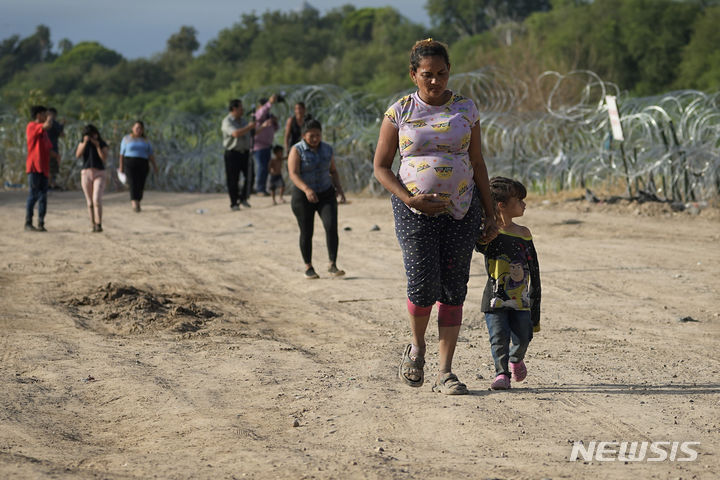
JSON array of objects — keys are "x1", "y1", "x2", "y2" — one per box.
[
  {"x1": 268, "y1": 145, "x2": 286, "y2": 205},
  {"x1": 476, "y1": 177, "x2": 541, "y2": 390}
]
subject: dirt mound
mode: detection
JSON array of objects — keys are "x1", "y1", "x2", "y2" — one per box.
[{"x1": 63, "y1": 282, "x2": 220, "y2": 335}]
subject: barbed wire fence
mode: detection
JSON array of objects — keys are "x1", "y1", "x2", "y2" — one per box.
[{"x1": 2, "y1": 68, "x2": 718, "y2": 203}]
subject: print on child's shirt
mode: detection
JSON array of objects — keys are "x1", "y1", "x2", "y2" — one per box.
[{"x1": 488, "y1": 252, "x2": 531, "y2": 310}]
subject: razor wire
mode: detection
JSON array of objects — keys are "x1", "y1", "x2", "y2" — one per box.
[{"x1": 2, "y1": 67, "x2": 718, "y2": 202}]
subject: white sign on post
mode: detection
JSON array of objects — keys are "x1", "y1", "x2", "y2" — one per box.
[{"x1": 605, "y1": 95, "x2": 624, "y2": 141}]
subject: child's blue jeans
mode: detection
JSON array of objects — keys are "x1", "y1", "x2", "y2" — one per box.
[{"x1": 485, "y1": 309, "x2": 533, "y2": 377}]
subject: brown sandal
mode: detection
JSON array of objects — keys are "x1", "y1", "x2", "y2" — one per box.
[
  {"x1": 398, "y1": 344, "x2": 424, "y2": 387},
  {"x1": 432, "y1": 372, "x2": 469, "y2": 395}
]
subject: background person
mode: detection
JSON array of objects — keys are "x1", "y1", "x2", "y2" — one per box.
[
  {"x1": 24, "y1": 105, "x2": 54, "y2": 232},
  {"x1": 288, "y1": 119, "x2": 346, "y2": 279},
  {"x1": 118, "y1": 120, "x2": 157, "y2": 212},
  {"x1": 46, "y1": 107, "x2": 64, "y2": 190},
  {"x1": 284, "y1": 102, "x2": 307, "y2": 154},
  {"x1": 252, "y1": 95, "x2": 280, "y2": 195},
  {"x1": 75, "y1": 124, "x2": 109, "y2": 232},
  {"x1": 373, "y1": 38, "x2": 498, "y2": 395},
  {"x1": 222, "y1": 99, "x2": 256, "y2": 210},
  {"x1": 268, "y1": 144, "x2": 286, "y2": 205}
]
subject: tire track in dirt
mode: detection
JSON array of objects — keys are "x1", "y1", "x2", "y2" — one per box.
[{"x1": 1, "y1": 192, "x2": 718, "y2": 479}]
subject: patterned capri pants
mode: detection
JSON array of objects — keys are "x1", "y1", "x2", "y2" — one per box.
[{"x1": 391, "y1": 189, "x2": 483, "y2": 310}]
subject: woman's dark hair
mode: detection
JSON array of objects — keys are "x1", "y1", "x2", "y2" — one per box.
[
  {"x1": 302, "y1": 118, "x2": 322, "y2": 134},
  {"x1": 81, "y1": 124, "x2": 104, "y2": 144},
  {"x1": 409, "y1": 38, "x2": 450, "y2": 72},
  {"x1": 295, "y1": 101, "x2": 306, "y2": 109},
  {"x1": 489, "y1": 176, "x2": 527, "y2": 206},
  {"x1": 133, "y1": 120, "x2": 145, "y2": 137}
]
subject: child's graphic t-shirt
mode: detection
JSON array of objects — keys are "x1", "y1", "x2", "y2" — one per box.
[
  {"x1": 476, "y1": 230, "x2": 542, "y2": 330},
  {"x1": 384, "y1": 91, "x2": 479, "y2": 219}
]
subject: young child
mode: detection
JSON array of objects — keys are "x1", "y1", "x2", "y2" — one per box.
[
  {"x1": 476, "y1": 177, "x2": 541, "y2": 390},
  {"x1": 268, "y1": 145, "x2": 286, "y2": 205}
]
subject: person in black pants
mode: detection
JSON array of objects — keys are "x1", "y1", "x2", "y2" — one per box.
[
  {"x1": 118, "y1": 121, "x2": 158, "y2": 212},
  {"x1": 24, "y1": 105, "x2": 54, "y2": 231},
  {"x1": 284, "y1": 101, "x2": 307, "y2": 154},
  {"x1": 287, "y1": 119, "x2": 346, "y2": 279},
  {"x1": 221, "y1": 99, "x2": 256, "y2": 210},
  {"x1": 46, "y1": 107, "x2": 64, "y2": 190}
]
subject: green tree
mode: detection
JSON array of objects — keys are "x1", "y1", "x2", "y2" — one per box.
[
  {"x1": 105, "y1": 59, "x2": 172, "y2": 95},
  {"x1": 342, "y1": 8, "x2": 377, "y2": 42},
  {"x1": 677, "y1": 5, "x2": 720, "y2": 91},
  {"x1": 55, "y1": 41, "x2": 123, "y2": 68},
  {"x1": 57, "y1": 38, "x2": 73, "y2": 55},
  {"x1": 526, "y1": 0, "x2": 701, "y2": 95},
  {"x1": 16, "y1": 25, "x2": 53, "y2": 63},
  {"x1": 425, "y1": 0, "x2": 550, "y2": 41},
  {"x1": 0, "y1": 25, "x2": 54, "y2": 83},
  {"x1": 618, "y1": 0, "x2": 701, "y2": 95},
  {"x1": 166, "y1": 26, "x2": 200, "y2": 54},
  {"x1": 0, "y1": 34, "x2": 20, "y2": 56},
  {"x1": 0, "y1": 35, "x2": 21, "y2": 83},
  {"x1": 205, "y1": 13, "x2": 260, "y2": 62}
]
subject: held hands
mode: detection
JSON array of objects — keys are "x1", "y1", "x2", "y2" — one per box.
[
  {"x1": 406, "y1": 193, "x2": 450, "y2": 216},
  {"x1": 479, "y1": 216, "x2": 499, "y2": 243}
]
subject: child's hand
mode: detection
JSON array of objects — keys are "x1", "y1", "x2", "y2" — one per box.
[{"x1": 480, "y1": 217, "x2": 499, "y2": 242}]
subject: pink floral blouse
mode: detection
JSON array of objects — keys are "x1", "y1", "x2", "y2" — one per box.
[{"x1": 385, "y1": 91, "x2": 480, "y2": 219}]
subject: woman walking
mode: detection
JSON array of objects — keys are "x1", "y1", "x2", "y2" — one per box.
[
  {"x1": 118, "y1": 121, "x2": 157, "y2": 212},
  {"x1": 284, "y1": 101, "x2": 307, "y2": 154},
  {"x1": 373, "y1": 39, "x2": 498, "y2": 394},
  {"x1": 287, "y1": 119, "x2": 346, "y2": 279},
  {"x1": 75, "y1": 124, "x2": 109, "y2": 232}
]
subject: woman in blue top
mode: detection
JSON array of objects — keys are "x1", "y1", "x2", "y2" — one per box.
[
  {"x1": 118, "y1": 120, "x2": 158, "y2": 212},
  {"x1": 287, "y1": 119, "x2": 346, "y2": 279}
]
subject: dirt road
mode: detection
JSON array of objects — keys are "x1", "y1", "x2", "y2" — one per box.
[{"x1": 1, "y1": 190, "x2": 718, "y2": 479}]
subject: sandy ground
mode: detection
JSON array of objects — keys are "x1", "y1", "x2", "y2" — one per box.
[{"x1": 0, "y1": 188, "x2": 718, "y2": 480}]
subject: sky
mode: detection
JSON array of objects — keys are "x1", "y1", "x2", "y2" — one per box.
[{"x1": 2, "y1": 0, "x2": 431, "y2": 59}]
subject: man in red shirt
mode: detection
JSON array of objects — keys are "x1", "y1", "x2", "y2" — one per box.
[{"x1": 25, "y1": 105, "x2": 54, "y2": 231}]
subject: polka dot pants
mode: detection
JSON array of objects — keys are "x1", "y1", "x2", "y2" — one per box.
[{"x1": 391, "y1": 190, "x2": 483, "y2": 308}]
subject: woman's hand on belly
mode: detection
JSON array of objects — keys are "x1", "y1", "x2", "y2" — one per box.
[{"x1": 406, "y1": 193, "x2": 450, "y2": 216}]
